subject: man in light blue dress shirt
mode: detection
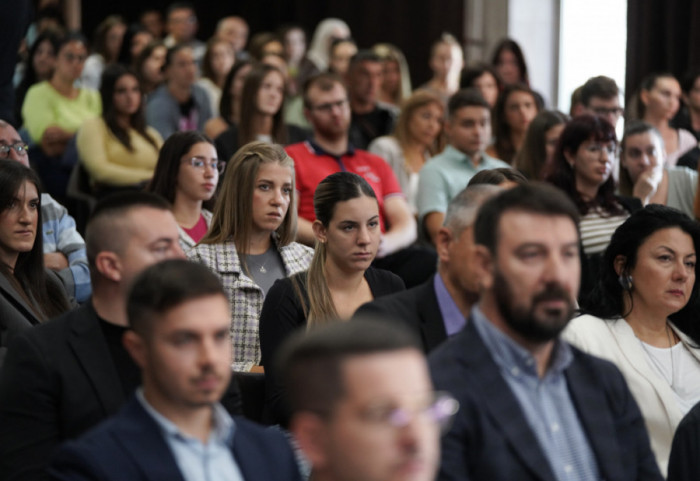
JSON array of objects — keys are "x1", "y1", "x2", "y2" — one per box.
[{"x1": 48, "y1": 260, "x2": 302, "y2": 481}]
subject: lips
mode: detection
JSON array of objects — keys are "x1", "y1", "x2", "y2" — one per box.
[
  {"x1": 203, "y1": 183, "x2": 215, "y2": 191},
  {"x1": 668, "y1": 289, "x2": 685, "y2": 297}
]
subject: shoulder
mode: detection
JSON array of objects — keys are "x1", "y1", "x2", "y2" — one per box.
[
  {"x1": 369, "y1": 136, "x2": 399, "y2": 153},
  {"x1": 365, "y1": 267, "x2": 405, "y2": 295},
  {"x1": 25, "y1": 81, "x2": 51, "y2": 98},
  {"x1": 483, "y1": 153, "x2": 511, "y2": 168},
  {"x1": 279, "y1": 241, "x2": 314, "y2": 271},
  {"x1": 563, "y1": 314, "x2": 621, "y2": 350}
]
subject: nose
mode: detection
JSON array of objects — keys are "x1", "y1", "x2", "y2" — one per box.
[
  {"x1": 673, "y1": 259, "x2": 690, "y2": 281},
  {"x1": 357, "y1": 224, "x2": 371, "y2": 245},
  {"x1": 172, "y1": 242, "x2": 186, "y2": 260}
]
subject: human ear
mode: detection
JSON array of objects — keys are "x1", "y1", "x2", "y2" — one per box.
[
  {"x1": 312, "y1": 220, "x2": 327, "y2": 244},
  {"x1": 95, "y1": 252, "x2": 122, "y2": 282},
  {"x1": 473, "y1": 245, "x2": 494, "y2": 290},
  {"x1": 122, "y1": 330, "x2": 147, "y2": 369},
  {"x1": 290, "y1": 412, "x2": 329, "y2": 470}
]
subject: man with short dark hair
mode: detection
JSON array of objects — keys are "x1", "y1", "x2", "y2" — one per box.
[
  {"x1": 216, "y1": 16, "x2": 249, "y2": 61},
  {"x1": 282, "y1": 319, "x2": 454, "y2": 481},
  {"x1": 48, "y1": 260, "x2": 302, "y2": 481},
  {"x1": 580, "y1": 75, "x2": 624, "y2": 129},
  {"x1": 0, "y1": 193, "x2": 187, "y2": 481},
  {"x1": 163, "y1": 1, "x2": 205, "y2": 62},
  {"x1": 355, "y1": 184, "x2": 501, "y2": 352},
  {"x1": 430, "y1": 183, "x2": 662, "y2": 480},
  {"x1": 346, "y1": 50, "x2": 399, "y2": 149},
  {"x1": 417, "y1": 88, "x2": 509, "y2": 245}
]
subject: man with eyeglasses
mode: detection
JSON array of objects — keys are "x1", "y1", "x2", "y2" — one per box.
[
  {"x1": 163, "y1": 1, "x2": 205, "y2": 64},
  {"x1": 581, "y1": 76, "x2": 625, "y2": 129},
  {"x1": 0, "y1": 120, "x2": 91, "y2": 302},
  {"x1": 281, "y1": 318, "x2": 455, "y2": 481},
  {"x1": 429, "y1": 183, "x2": 661, "y2": 480}
]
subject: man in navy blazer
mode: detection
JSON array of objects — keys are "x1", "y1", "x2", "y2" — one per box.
[
  {"x1": 49, "y1": 260, "x2": 301, "y2": 481},
  {"x1": 354, "y1": 184, "x2": 500, "y2": 353},
  {"x1": 429, "y1": 184, "x2": 662, "y2": 481}
]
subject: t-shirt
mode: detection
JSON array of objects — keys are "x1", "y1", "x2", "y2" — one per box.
[
  {"x1": 285, "y1": 140, "x2": 404, "y2": 232},
  {"x1": 181, "y1": 214, "x2": 208, "y2": 244}
]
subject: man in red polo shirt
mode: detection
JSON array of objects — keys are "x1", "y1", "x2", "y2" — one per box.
[{"x1": 286, "y1": 73, "x2": 435, "y2": 287}]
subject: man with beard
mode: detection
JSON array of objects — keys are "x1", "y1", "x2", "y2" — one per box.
[
  {"x1": 48, "y1": 260, "x2": 302, "y2": 481},
  {"x1": 429, "y1": 183, "x2": 662, "y2": 481}
]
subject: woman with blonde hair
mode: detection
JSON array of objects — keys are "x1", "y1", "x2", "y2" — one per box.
[
  {"x1": 368, "y1": 90, "x2": 445, "y2": 214},
  {"x1": 372, "y1": 43, "x2": 412, "y2": 107},
  {"x1": 259, "y1": 171, "x2": 404, "y2": 426},
  {"x1": 188, "y1": 141, "x2": 313, "y2": 372}
]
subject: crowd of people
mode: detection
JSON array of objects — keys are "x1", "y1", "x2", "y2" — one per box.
[{"x1": 4, "y1": 2, "x2": 700, "y2": 481}]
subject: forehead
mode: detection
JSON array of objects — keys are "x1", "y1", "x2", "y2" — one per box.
[
  {"x1": 0, "y1": 125, "x2": 21, "y2": 143},
  {"x1": 506, "y1": 90, "x2": 535, "y2": 104},
  {"x1": 331, "y1": 195, "x2": 379, "y2": 222},
  {"x1": 354, "y1": 60, "x2": 382, "y2": 73},
  {"x1": 452, "y1": 105, "x2": 489, "y2": 122},
  {"x1": 497, "y1": 210, "x2": 578, "y2": 249},
  {"x1": 256, "y1": 161, "x2": 292, "y2": 181},
  {"x1": 172, "y1": 48, "x2": 194, "y2": 61},
  {"x1": 60, "y1": 40, "x2": 86, "y2": 53},
  {"x1": 308, "y1": 82, "x2": 346, "y2": 103},
  {"x1": 155, "y1": 294, "x2": 231, "y2": 334},
  {"x1": 169, "y1": 8, "x2": 194, "y2": 20},
  {"x1": 587, "y1": 96, "x2": 620, "y2": 107},
  {"x1": 639, "y1": 227, "x2": 695, "y2": 254},
  {"x1": 126, "y1": 207, "x2": 178, "y2": 240}
]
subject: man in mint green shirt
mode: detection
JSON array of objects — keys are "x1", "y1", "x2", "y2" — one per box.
[{"x1": 417, "y1": 89, "x2": 509, "y2": 245}]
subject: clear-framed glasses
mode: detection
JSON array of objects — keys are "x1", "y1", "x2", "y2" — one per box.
[
  {"x1": 185, "y1": 157, "x2": 225, "y2": 174},
  {"x1": 359, "y1": 391, "x2": 459, "y2": 434},
  {"x1": 592, "y1": 106, "x2": 624, "y2": 117},
  {"x1": 0, "y1": 143, "x2": 29, "y2": 158},
  {"x1": 311, "y1": 98, "x2": 348, "y2": 113}
]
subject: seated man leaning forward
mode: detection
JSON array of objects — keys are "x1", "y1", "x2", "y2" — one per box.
[
  {"x1": 429, "y1": 183, "x2": 662, "y2": 480},
  {"x1": 281, "y1": 318, "x2": 458, "y2": 481},
  {"x1": 417, "y1": 88, "x2": 509, "y2": 246},
  {"x1": 48, "y1": 260, "x2": 302, "y2": 481}
]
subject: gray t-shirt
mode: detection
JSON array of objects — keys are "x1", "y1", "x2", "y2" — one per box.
[{"x1": 243, "y1": 247, "x2": 286, "y2": 296}]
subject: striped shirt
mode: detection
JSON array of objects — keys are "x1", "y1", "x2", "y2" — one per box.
[{"x1": 579, "y1": 208, "x2": 628, "y2": 256}]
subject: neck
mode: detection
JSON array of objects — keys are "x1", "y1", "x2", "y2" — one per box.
[
  {"x1": 143, "y1": 384, "x2": 214, "y2": 443},
  {"x1": 324, "y1": 259, "x2": 366, "y2": 291},
  {"x1": 480, "y1": 294, "x2": 555, "y2": 378},
  {"x1": 168, "y1": 82, "x2": 192, "y2": 104},
  {"x1": 313, "y1": 134, "x2": 349, "y2": 157},
  {"x1": 244, "y1": 231, "x2": 272, "y2": 255},
  {"x1": 624, "y1": 297, "x2": 676, "y2": 347},
  {"x1": 689, "y1": 106, "x2": 700, "y2": 131},
  {"x1": 252, "y1": 113, "x2": 273, "y2": 137},
  {"x1": 50, "y1": 75, "x2": 76, "y2": 96},
  {"x1": 173, "y1": 194, "x2": 203, "y2": 229},
  {"x1": 462, "y1": 147, "x2": 482, "y2": 166},
  {"x1": 115, "y1": 113, "x2": 132, "y2": 130},
  {"x1": 643, "y1": 113, "x2": 669, "y2": 131},
  {"x1": 350, "y1": 97, "x2": 375, "y2": 115},
  {"x1": 576, "y1": 178, "x2": 600, "y2": 202},
  {"x1": 511, "y1": 130, "x2": 526, "y2": 152},
  {"x1": 437, "y1": 269, "x2": 478, "y2": 318},
  {"x1": 91, "y1": 283, "x2": 129, "y2": 327}
]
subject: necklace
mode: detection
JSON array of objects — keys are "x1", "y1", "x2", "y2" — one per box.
[
  {"x1": 637, "y1": 322, "x2": 679, "y2": 389},
  {"x1": 245, "y1": 252, "x2": 270, "y2": 273}
]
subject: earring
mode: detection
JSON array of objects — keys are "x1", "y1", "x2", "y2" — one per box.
[{"x1": 618, "y1": 274, "x2": 633, "y2": 291}]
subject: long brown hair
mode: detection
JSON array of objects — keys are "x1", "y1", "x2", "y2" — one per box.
[{"x1": 238, "y1": 65, "x2": 287, "y2": 147}]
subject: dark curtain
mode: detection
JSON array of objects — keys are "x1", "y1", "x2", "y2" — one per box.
[
  {"x1": 81, "y1": 0, "x2": 464, "y2": 88},
  {"x1": 626, "y1": 0, "x2": 700, "y2": 106}
]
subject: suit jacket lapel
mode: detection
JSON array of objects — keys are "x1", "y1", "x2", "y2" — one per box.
[
  {"x1": 68, "y1": 303, "x2": 125, "y2": 415},
  {"x1": 461, "y1": 321, "x2": 557, "y2": 481},
  {"x1": 0, "y1": 274, "x2": 42, "y2": 325},
  {"x1": 416, "y1": 277, "x2": 448, "y2": 350}
]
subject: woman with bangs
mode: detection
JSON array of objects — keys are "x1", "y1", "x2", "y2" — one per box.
[
  {"x1": 368, "y1": 90, "x2": 445, "y2": 215},
  {"x1": 188, "y1": 141, "x2": 313, "y2": 372},
  {"x1": 545, "y1": 114, "x2": 642, "y2": 301},
  {"x1": 214, "y1": 64, "x2": 307, "y2": 162}
]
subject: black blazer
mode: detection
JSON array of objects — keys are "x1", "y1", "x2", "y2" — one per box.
[
  {"x1": 353, "y1": 274, "x2": 449, "y2": 353},
  {"x1": 429, "y1": 318, "x2": 662, "y2": 481},
  {"x1": 48, "y1": 396, "x2": 302, "y2": 481}
]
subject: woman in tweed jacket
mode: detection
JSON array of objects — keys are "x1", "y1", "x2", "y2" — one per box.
[{"x1": 188, "y1": 141, "x2": 313, "y2": 372}]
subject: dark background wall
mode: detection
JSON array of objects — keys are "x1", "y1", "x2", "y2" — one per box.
[{"x1": 81, "y1": 0, "x2": 465, "y2": 87}]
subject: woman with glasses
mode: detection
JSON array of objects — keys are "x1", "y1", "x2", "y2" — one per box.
[
  {"x1": 259, "y1": 171, "x2": 404, "y2": 426},
  {"x1": 214, "y1": 64, "x2": 307, "y2": 162},
  {"x1": 22, "y1": 32, "x2": 101, "y2": 199},
  {"x1": 545, "y1": 114, "x2": 642, "y2": 302},
  {"x1": 76, "y1": 64, "x2": 162, "y2": 196},
  {"x1": 146, "y1": 131, "x2": 220, "y2": 251},
  {"x1": 188, "y1": 141, "x2": 313, "y2": 372}
]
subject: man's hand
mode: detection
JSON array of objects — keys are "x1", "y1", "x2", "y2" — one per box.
[{"x1": 44, "y1": 252, "x2": 69, "y2": 271}]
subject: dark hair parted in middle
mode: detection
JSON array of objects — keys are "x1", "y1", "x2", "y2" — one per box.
[{"x1": 581, "y1": 204, "x2": 700, "y2": 345}]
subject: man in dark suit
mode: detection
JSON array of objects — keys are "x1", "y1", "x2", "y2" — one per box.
[
  {"x1": 48, "y1": 260, "x2": 301, "y2": 481},
  {"x1": 429, "y1": 183, "x2": 662, "y2": 481},
  {"x1": 355, "y1": 184, "x2": 500, "y2": 353},
  {"x1": 0, "y1": 193, "x2": 187, "y2": 481}
]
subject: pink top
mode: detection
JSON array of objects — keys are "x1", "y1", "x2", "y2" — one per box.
[{"x1": 182, "y1": 214, "x2": 208, "y2": 244}]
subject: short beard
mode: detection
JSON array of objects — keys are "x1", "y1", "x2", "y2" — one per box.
[{"x1": 493, "y1": 270, "x2": 574, "y2": 343}]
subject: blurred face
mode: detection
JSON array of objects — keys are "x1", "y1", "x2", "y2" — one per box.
[
  {"x1": 445, "y1": 106, "x2": 491, "y2": 157},
  {"x1": 315, "y1": 195, "x2": 381, "y2": 273},
  {"x1": 54, "y1": 40, "x2": 87, "y2": 81},
  {"x1": 407, "y1": 102, "x2": 443, "y2": 148},
  {"x1": 284, "y1": 28, "x2": 306, "y2": 63},
  {"x1": 306, "y1": 350, "x2": 440, "y2": 481},
  {"x1": 544, "y1": 124, "x2": 565, "y2": 166},
  {"x1": 686, "y1": 77, "x2": 700, "y2": 111},
  {"x1": 143, "y1": 45, "x2": 166, "y2": 84},
  {"x1": 348, "y1": 60, "x2": 383, "y2": 106},
  {"x1": 643, "y1": 76, "x2": 682, "y2": 121},
  {"x1": 130, "y1": 31, "x2": 154, "y2": 61},
  {"x1": 495, "y1": 49, "x2": 521, "y2": 85},
  {"x1": 0, "y1": 181, "x2": 38, "y2": 269},
  {"x1": 105, "y1": 23, "x2": 126, "y2": 60},
  {"x1": 483, "y1": 212, "x2": 580, "y2": 343},
  {"x1": 176, "y1": 142, "x2": 219, "y2": 203},
  {"x1": 132, "y1": 294, "x2": 232, "y2": 415},
  {"x1": 382, "y1": 60, "x2": 401, "y2": 97},
  {"x1": 0, "y1": 125, "x2": 30, "y2": 167},
  {"x1": 167, "y1": 7, "x2": 197, "y2": 43},
  {"x1": 33, "y1": 39, "x2": 56, "y2": 80},
  {"x1": 306, "y1": 82, "x2": 351, "y2": 140},
  {"x1": 621, "y1": 131, "x2": 664, "y2": 185},
  {"x1": 443, "y1": 225, "x2": 480, "y2": 299},
  {"x1": 625, "y1": 228, "x2": 696, "y2": 320},
  {"x1": 141, "y1": 11, "x2": 164, "y2": 39},
  {"x1": 472, "y1": 72, "x2": 499, "y2": 107},
  {"x1": 256, "y1": 70, "x2": 285, "y2": 116},
  {"x1": 586, "y1": 96, "x2": 624, "y2": 128},
  {"x1": 566, "y1": 139, "x2": 616, "y2": 193},
  {"x1": 504, "y1": 91, "x2": 537, "y2": 134},
  {"x1": 218, "y1": 18, "x2": 248, "y2": 52},
  {"x1": 262, "y1": 40, "x2": 284, "y2": 58},
  {"x1": 251, "y1": 162, "x2": 293, "y2": 236},
  {"x1": 112, "y1": 74, "x2": 141, "y2": 117},
  {"x1": 231, "y1": 64, "x2": 253, "y2": 99},
  {"x1": 210, "y1": 42, "x2": 235, "y2": 79},
  {"x1": 430, "y1": 42, "x2": 460, "y2": 80},
  {"x1": 329, "y1": 41, "x2": 357, "y2": 76},
  {"x1": 167, "y1": 47, "x2": 197, "y2": 88}
]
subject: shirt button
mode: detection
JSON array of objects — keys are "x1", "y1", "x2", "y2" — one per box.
[
  {"x1": 564, "y1": 465, "x2": 573, "y2": 473},
  {"x1": 551, "y1": 423, "x2": 560, "y2": 432},
  {"x1": 511, "y1": 366, "x2": 520, "y2": 376}
]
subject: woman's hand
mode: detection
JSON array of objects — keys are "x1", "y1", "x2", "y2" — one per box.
[{"x1": 632, "y1": 166, "x2": 662, "y2": 204}]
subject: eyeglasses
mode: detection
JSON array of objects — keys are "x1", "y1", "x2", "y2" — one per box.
[
  {"x1": 310, "y1": 98, "x2": 348, "y2": 113},
  {"x1": 0, "y1": 143, "x2": 29, "y2": 158},
  {"x1": 358, "y1": 391, "x2": 459, "y2": 433},
  {"x1": 591, "y1": 106, "x2": 624, "y2": 117},
  {"x1": 62, "y1": 52, "x2": 87, "y2": 63},
  {"x1": 584, "y1": 142, "x2": 617, "y2": 156},
  {"x1": 184, "y1": 157, "x2": 225, "y2": 173}
]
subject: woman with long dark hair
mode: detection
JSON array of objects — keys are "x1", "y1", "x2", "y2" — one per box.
[
  {"x1": 564, "y1": 205, "x2": 700, "y2": 476},
  {"x1": 259, "y1": 171, "x2": 404, "y2": 425},
  {"x1": 204, "y1": 60, "x2": 253, "y2": 140},
  {"x1": 514, "y1": 109, "x2": 568, "y2": 180},
  {"x1": 486, "y1": 83, "x2": 541, "y2": 164},
  {"x1": 76, "y1": 64, "x2": 161, "y2": 193}
]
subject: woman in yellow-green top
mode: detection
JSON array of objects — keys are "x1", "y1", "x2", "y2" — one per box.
[
  {"x1": 21, "y1": 33, "x2": 101, "y2": 199},
  {"x1": 76, "y1": 64, "x2": 162, "y2": 195}
]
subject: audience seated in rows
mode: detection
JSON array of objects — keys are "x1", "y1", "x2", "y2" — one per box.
[
  {"x1": 514, "y1": 109, "x2": 568, "y2": 180},
  {"x1": 196, "y1": 36, "x2": 235, "y2": 117}
]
